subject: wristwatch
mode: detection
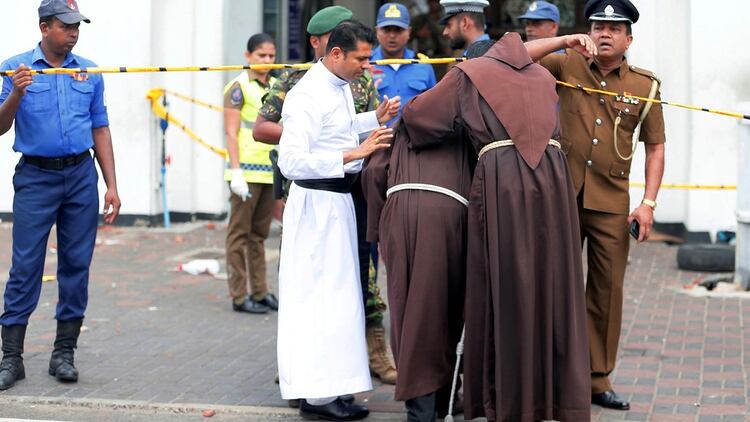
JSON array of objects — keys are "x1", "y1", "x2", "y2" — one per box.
[{"x1": 641, "y1": 198, "x2": 657, "y2": 210}]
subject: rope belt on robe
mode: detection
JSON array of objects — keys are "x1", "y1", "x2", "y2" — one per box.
[
  {"x1": 478, "y1": 139, "x2": 561, "y2": 160},
  {"x1": 386, "y1": 183, "x2": 469, "y2": 207},
  {"x1": 384, "y1": 175, "x2": 471, "y2": 421},
  {"x1": 443, "y1": 137, "x2": 560, "y2": 422}
]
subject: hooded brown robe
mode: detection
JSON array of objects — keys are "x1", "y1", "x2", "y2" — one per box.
[
  {"x1": 361, "y1": 72, "x2": 475, "y2": 405},
  {"x1": 403, "y1": 33, "x2": 591, "y2": 421}
]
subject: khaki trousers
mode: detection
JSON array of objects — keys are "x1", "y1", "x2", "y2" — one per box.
[
  {"x1": 578, "y1": 196, "x2": 630, "y2": 393},
  {"x1": 226, "y1": 182, "x2": 274, "y2": 301}
]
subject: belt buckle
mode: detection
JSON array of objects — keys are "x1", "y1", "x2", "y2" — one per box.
[{"x1": 49, "y1": 157, "x2": 64, "y2": 170}]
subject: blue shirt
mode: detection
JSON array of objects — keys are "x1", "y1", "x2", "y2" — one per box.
[
  {"x1": 371, "y1": 47, "x2": 436, "y2": 126},
  {"x1": 0, "y1": 44, "x2": 109, "y2": 157}
]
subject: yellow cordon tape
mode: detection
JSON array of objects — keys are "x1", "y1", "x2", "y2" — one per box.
[
  {"x1": 555, "y1": 81, "x2": 750, "y2": 121},
  {"x1": 2, "y1": 64, "x2": 313, "y2": 76},
  {"x1": 146, "y1": 88, "x2": 228, "y2": 158},
  {"x1": 164, "y1": 89, "x2": 224, "y2": 112},
  {"x1": 3, "y1": 57, "x2": 748, "y2": 121},
  {"x1": 151, "y1": 87, "x2": 740, "y2": 189},
  {"x1": 630, "y1": 182, "x2": 736, "y2": 190},
  {"x1": 150, "y1": 86, "x2": 748, "y2": 187},
  {"x1": 0, "y1": 59, "x2": 466, "y2": 77},
  {"x1": 4, "y1": 58, "x2": 742, "y2": 188}
]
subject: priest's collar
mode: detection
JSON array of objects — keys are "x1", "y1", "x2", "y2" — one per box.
[{"x1": 318, "y1": 58, "x2": 350, "y2": 87}]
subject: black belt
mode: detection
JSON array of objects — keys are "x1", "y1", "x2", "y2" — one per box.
[
  {"x1": 23, "y1": 150, "x2": 91, "y2": 171},
  {"x1": 294, "y1": 173, "x2": 358, "y2": 193}
]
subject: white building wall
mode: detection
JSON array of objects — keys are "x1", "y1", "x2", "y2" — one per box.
[
  {"x1": 685, "y1": 0, "x2": 750, "y2": 234},
  {"x1": 0, "y1": 0, "x2": 264, "y2": 222},
  {"x1": 2, "y1": 0, "x2": 748, "y2": 234},
  {"x1": 629, "y1": 0, "x2": 750, "y2": 235}
]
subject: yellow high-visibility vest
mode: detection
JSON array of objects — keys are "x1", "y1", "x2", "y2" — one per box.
[{"x1": 223, "y1": 72, "x2": 277, "y2": 184}]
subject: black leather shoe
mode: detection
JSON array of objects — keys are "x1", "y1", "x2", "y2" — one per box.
[
  {"x1": 0, "y1": 325, "x2": 27, "y2": 391},
  {"x1": 592, "y1": 390, "x2": 630, "y2": 411},
  {"x1": 256, "y1": 293, "x2": 279, "y2": 311},
  {"x1": 300, "y1": 398, "x2": 369, "y2": 421},
  {"x1": 49, "y1": 350, "x2": 78, "y2": 382},
  {"x1": 339, "y1": 394, "x2": 354, "y2": 404},
  {"x1": 0, "y1": 357, "x2": 25, "y2": 390},
  {"x1": 232, "y1": 298, "x2": 269, "y2": 314},
  {"x1": 49, "y1": 318, "x2": 83, "y2": 383},
  {"x1": 292, "y1": 398, "x2": 354, "y2": 409}
]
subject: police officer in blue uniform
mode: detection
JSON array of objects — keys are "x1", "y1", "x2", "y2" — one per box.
[
  {"x1": 517, "y1": 1, "x2": 560, "y2": 41},
  {"x1": 371, "y1": 3, "x2": 436, "y2": 126},
  {"x1": 0, "y1": 0, "x2": 120, "y2": 391}
]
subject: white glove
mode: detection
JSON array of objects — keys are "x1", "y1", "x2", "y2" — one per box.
[{"x1": 230, "y1": 168, "x2": 250, "y2": 201}]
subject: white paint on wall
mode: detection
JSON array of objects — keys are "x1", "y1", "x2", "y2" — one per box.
[
  {"x1": 0, "y1": 0, "x2": 264, "y2": 220},
  {"x1": 1, "y1": 0, "x2": 747, "y2": 236},
  {"x1": 628, "y1": 0, "x2": 750, "y2": 234}
]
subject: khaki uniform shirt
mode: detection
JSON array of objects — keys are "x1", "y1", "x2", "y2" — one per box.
[{"x1": 541, "y1": 50, "x2": 666, "y2": 214}]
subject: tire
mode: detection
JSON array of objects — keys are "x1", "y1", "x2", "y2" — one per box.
[{"x1": 676, "y1": 244, "x2": 735, "y2": 272}]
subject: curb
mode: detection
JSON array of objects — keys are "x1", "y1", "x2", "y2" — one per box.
[
  {"x1": 0, "y1": 396, "x2": 406, "y2": 420},
  {"x1": 0, "y1": 395, "x2": 298, "y2": 417}
]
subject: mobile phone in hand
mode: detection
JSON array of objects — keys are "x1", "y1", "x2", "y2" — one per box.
[{"x1": 629, "y1": 220, "x2": 640, "y2": 240}]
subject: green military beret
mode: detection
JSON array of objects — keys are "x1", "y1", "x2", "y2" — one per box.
[{"x1": 307, "y1": 6, "x2": 353, "y2": 35}]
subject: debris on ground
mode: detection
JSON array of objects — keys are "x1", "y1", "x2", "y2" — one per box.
[{"x1": 680, "y1": 274, "x2": 750, "y2": 298}]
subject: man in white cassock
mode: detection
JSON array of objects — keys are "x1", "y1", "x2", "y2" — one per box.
[{"x1": 277, "y1": 20, "x2": 400, "y2": 422}]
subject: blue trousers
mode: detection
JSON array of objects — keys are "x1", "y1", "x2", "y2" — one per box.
[{"x1": 1, "y1": 156, "x2": 99, "y2": 326}]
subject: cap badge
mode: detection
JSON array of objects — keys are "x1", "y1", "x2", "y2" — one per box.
[
  {"x1": 67, "y1": 0, "x2": 77, "y2": 11},
  {"x1": 385, "y1": 5, "x2": 402, "y2": 18},
  {"x1": 529, "y1": 2, "x2": 538, "y2": 12},
  {"x1": 604, "y1": 5, "x2": 615, "y2": 16}
]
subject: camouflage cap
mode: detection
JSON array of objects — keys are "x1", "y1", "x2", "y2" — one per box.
[{"x1": 307, "y1": 6, "x2": 353, "y2": 35}]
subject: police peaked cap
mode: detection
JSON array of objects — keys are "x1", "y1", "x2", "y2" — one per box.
[
  {"x1": 439, "y1": 0, "x2": 490, "y2": 25},
  {"x1": 584, "y1": 0, "x2": 639, "y2": 24}
]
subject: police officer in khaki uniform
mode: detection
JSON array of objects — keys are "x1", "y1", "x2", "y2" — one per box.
[{"x1": 526, "y1": 0, "x2": 666, "y2": 411}]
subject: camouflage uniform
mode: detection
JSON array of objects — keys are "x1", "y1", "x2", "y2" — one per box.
[
  {"x1": 259, "y1": 67, "x2": 379, "y2": 120},
  {"x1": 260, "y1": 66, "x2": 387, "y2": 325}
]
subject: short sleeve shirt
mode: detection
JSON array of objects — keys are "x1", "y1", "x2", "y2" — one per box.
[
  {"x1": 0, "y1": 44, "x2": 109, "y2": 157},
  {"x1": 371, "y1": 47, "x2": 436, "y2": 126},
  {"x1": 540, "y1": 50, "x2": 666, "y2": 214}
]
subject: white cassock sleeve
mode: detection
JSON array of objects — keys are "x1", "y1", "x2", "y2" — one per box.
[
  {"x1": 354, "y1": 111, "x2": 379, "y2": 136},
  {"x1": 344, "y1": 113, "x2": 375, "y2": 173},
  {"x1": 279, "y1": 92, "x2": 345, "y2": 180}
]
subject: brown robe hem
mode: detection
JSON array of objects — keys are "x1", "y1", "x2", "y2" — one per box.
[{"x1": 403, "y1": 33, "x2": 591, "y2": 422}]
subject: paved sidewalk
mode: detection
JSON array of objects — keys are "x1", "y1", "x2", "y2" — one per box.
[{"x1": 0, "y1": 221, "x2": 747, "y2": 421}]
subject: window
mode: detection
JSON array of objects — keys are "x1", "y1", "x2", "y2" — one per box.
[{"x1": 263, "y1": 0, "x2": 283, "y2": 49}]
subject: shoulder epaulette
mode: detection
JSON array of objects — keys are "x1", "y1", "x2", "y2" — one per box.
[{"x1": 629, "y1": 65, "x2": 661, "y2": 84}]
